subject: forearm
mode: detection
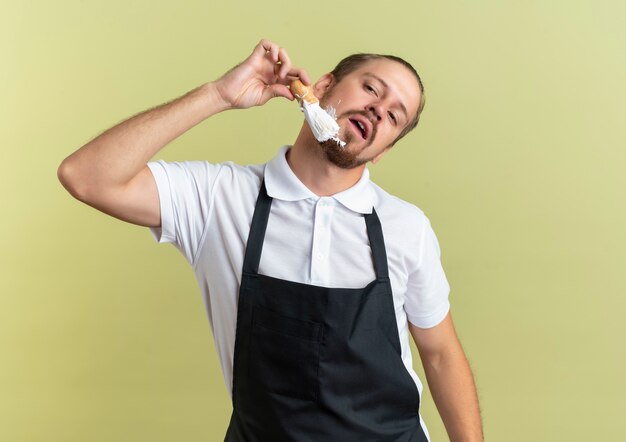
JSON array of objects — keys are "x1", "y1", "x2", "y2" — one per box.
[
  {"x1": 421, "y1": 347, "x2": 483, "y2": 441},
  {"x1": 58, "y1": 81, "x2": 230, "y2": 196}
]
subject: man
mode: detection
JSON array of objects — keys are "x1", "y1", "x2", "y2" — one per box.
[{"x1": 58, "y1": 39, "x2": 483, "y2": 441}]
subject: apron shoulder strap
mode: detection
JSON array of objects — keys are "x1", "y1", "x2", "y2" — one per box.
[
  {"x1": 242, "y1": 180, "x2": 273, "y2": 275},
  {"x1": 364, "y1": 209, "x2": 390, "y2": 280}
]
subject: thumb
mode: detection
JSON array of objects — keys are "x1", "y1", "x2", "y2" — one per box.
[{"x1": 263, "y1": 84, "x2": 294, "y2": 103}]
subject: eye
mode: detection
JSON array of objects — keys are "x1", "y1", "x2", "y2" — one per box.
[
  {"x1": 365, "y1": 84, "x2": 377, "y2": 96},
  {"x1": 388, "y1": 111, "x2": 397, "y2": 124}
]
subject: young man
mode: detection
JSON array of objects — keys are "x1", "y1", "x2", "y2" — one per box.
[{"x1": 58, "y1": 39, "x2": 483, "y2": 441}]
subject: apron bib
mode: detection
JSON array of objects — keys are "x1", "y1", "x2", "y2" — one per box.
[{"x1": 225, "y1": 181, "x2": 427, "y2": 442}]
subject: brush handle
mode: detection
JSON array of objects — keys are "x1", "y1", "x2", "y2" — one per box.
[{"x1": 290, "y1": 80, "x2": 319, "y2": 105}]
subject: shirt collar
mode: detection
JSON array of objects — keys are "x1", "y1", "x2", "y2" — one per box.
[{"x1": 264, "y1": 145, "x2": 374, "y2": 214}]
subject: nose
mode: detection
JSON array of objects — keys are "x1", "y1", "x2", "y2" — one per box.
[{"x1": 367, "y1": 102, "x2": 384, "y2": 123}]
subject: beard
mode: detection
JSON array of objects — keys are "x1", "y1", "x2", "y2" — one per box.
[
  {"x1": 318, "y1": 136, "x2": 369, "y2": 169},
  {"x1": 316, "y1": 111, "x2": 380, "y2": 169}
]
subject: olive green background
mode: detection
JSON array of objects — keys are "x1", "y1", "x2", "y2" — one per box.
[{"x1": 2, "y1": 0, "x2": 624, "y2": 440}]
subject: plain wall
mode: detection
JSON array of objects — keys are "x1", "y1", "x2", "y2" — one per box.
[{"x1": 2, "y1": 0, "x2": 625, "y2": 440}]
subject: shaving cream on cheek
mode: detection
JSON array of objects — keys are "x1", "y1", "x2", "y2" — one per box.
[{"x1": 291, "y1": 80, "x2": 346, "y2": 148}]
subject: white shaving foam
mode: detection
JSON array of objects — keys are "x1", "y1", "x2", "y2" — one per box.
[{"x1": 300, "y1": 101, "x2": 346, "y2": 148}]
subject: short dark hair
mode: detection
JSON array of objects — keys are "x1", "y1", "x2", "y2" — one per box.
[{"x1": 329, "y1": 54, "x2": 426, "y2": 146}]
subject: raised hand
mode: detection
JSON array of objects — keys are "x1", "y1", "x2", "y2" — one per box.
[{"x1": 214, "y1": 39, "x2": 311, "y2": 110}]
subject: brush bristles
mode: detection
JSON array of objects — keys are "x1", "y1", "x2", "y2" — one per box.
[{"x1": 301, "y1": 101, "x2": 345, "y2": 146}]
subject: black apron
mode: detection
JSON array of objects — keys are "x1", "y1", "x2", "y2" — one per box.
[{"x1": 225, "y1": 181, "x2": 428, "y2": 442}]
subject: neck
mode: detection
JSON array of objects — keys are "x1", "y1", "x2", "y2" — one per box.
[{"x1": 287, "y1": 124, "x2": 366, "y2": 197}]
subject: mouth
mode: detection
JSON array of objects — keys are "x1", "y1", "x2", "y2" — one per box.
[{"x1": 348, "y1": 116, "x2": 371, "y2": 141}]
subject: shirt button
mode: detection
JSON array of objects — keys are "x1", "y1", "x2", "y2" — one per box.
[{"x1": 316, "y1": 252, "x2": 324, "y2": 260}]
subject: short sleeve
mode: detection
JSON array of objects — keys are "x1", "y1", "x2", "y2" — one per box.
[
  {"x1": 146, "y1": 160, "x2": 222, "y2": 266},
  {"x1": 404, "y1": 217, "x2": 451, "y2": 329}
]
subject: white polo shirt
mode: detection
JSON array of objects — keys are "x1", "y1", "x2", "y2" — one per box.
[{"x1": 147, "y1": 145, "x2": 450, "y2": 427}]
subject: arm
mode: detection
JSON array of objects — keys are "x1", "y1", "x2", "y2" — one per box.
[
  {"x1": 57, "y1": 39, "x2": 310, "y2": 227},
  {"x1": 409, "y1": 311, "x2": 484, "y2": 442}
]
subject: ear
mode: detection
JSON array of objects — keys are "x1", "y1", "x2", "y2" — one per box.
[
  {"x1": 371, "y1": 146, "x2": 392, "y2": 165},
  {"x1": 313, "y1": 73, "x2": 335, "y2": 99}
]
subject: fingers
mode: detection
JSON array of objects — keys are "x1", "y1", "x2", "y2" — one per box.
[
  {"x1": 286, "y1": 67, "x2": 311, "y2": 86},
  {"x1": 258, "y1": 38, "x2": 279, "y2": 63},
  {"x1": 266, "y1": 84, "x2": 293, "y2": 101},
  {"x1": 253, "y1": 39, "x2": 310, "y2": 85},
  {"x1": 277, "y1": 47, "x2": 292, "y2": 79}
]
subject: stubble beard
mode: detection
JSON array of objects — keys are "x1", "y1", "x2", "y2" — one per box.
[{"x1": 317, "y1": 111, "x2": 379, "y2": 170}]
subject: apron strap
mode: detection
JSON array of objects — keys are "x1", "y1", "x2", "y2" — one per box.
[
  {"x1": 242, "y1": 180, "x2": 273, "y2": 274},
  {"x1": 364, "y1": 209, "x2": 390, "y2": 280}
]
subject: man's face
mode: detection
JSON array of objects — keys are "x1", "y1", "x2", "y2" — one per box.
[{"x1": 315, "y1": 58, "x2": 421, "y2": 169}]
